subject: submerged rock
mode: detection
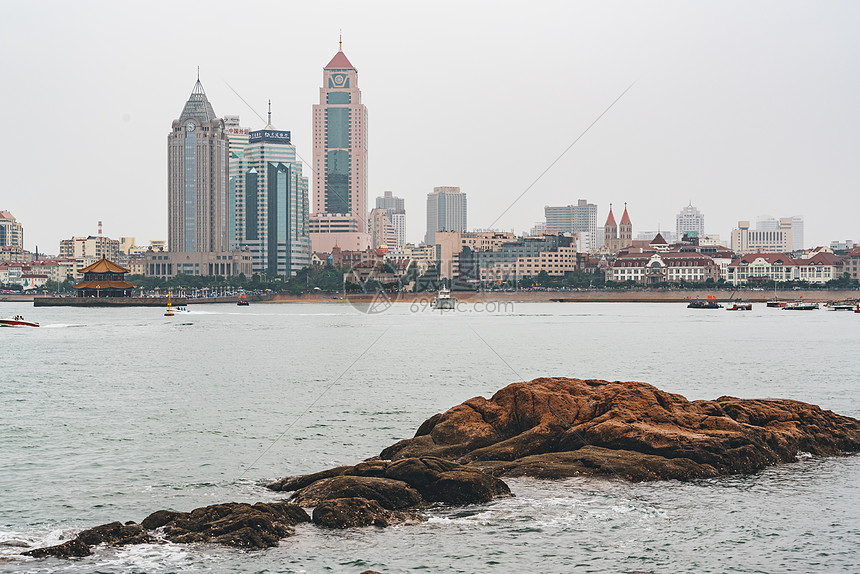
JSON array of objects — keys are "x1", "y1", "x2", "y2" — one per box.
[
  {"x1": 22, "y1": 521, "x2": 153, "y2": 558},
  {"x1": 379, "y1": 377, "x2": 860, "y2": 481},
  {"x1": 23, "y1": 502, "x2": 310, "y2": 558},
  {"x1": 23, "y1": 538, "x2": 93, "y2": 558}
]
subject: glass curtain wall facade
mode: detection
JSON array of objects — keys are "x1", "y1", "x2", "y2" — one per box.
[
  {"x1": 168, "y1": 79, "x2": 229, "y2": 253},
  {"x1": 312, "y1": 47, "x2": 368, "y2": 232},
  {"x1": 237, "y1": 128, "x2": 310, "y2": 277}
]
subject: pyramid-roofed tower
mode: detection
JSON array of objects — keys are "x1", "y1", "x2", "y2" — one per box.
[
  {"x1": 325, "y1": 50, "x2": 355, "y2": 69},
  {"x1": 179, "y1": 79, "x2": 217, "y2": 123},
  {"x1": 620, "y1": 205, "x2": 632, "y2": 225}
]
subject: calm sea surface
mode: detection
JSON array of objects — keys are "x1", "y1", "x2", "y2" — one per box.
[{"x1": 1, "y1": 301, "x2": 858, "y2": 573}]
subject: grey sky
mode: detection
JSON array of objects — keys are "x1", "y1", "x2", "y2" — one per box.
[{"x1": 2, "y1": 0, "x2": 858, "y2": 253}]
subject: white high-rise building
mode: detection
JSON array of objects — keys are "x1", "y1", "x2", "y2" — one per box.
[
  {"x1": 757, "y1": 215, "x2": 803, "y2": 251},
  {"x1": 375, "y1": 191, "x2": 406, "y2": 246},
  {"x1": 544, "y1": 199, "x2": 598, "y2": 250},
  {"x1": 676, "y1": 203, "x2": 705, "y2": 239},
  {"x1": 425, "y1": 187, "x2": 467, "y2": 245}
]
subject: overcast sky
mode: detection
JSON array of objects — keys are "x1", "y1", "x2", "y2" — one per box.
[{"x1": 2, "y1": 0, "x2": 858, "y2": 253}]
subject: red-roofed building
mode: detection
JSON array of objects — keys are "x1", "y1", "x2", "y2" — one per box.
[
  {"x1": 609, "y1": 251, "x2": 720, "y2": 285},
  {"x1": 725, "y1": 252, "x2": 844, "y2": 285},
  {"x1": 844, "y1": 246, "x2": 860, "y2": 281}
]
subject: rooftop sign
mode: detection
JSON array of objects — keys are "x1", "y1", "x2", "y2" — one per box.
[{"x1": 249, "y1": 129, "x2": 291, "y2": 143}]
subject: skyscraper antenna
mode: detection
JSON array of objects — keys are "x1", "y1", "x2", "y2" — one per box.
[
  {"x1": 197, "y1": 66, "x2": 200, "y2": 81},
  {"x1": 339, "y1": 30, "x2": 342, "y2": 51},
  {"x1": 267, "y1": 99, "x2": 271, "y2": 125}
]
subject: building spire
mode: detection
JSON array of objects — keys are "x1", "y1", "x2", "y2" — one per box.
[
  {"x1": 267, "y1": 99, "x2": 271, "y2": 125},
  {"x1": 197, "y1": 66, "x2": 200, "y2": 81},
  {"x1": 339, "y1": 30, "x2": 342, "y2": 51}
]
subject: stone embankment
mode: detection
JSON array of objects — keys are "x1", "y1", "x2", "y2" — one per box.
[{"x1": 23, "y1": 377, "x2": 860, "y2": 559}]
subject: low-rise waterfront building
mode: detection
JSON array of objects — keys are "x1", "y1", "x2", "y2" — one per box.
[
  {"x1": 843, "y1": 246, "x2": 860, "y2": 281},
  {"x1": 608, "y1": 251, "x2": 721, "y2": 285},
  {"x1": 725, "y1": 252, "x2": 844, "y2": 286},
  {"x1": 144, "y1": 250, "x2": 253, "y2": 279},
  {"x1": 457, "y1": 234, "x2": 577, "y2": 285}
]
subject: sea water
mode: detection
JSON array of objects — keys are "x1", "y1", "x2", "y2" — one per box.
[{"x1": 1, "y1": 302, "x2": 858, "y2": 573}]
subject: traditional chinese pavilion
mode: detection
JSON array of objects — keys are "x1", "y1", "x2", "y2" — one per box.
[{"x1": 72, "y1": 256, "x2": 136, "y2": 297}]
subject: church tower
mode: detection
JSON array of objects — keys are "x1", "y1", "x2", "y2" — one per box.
[
  {"x1": 619, "y1": 203, "x2": 632, "y2": 246},
  {"x1": 604, "y1": 204, "x2": 618, "y2": 250}
]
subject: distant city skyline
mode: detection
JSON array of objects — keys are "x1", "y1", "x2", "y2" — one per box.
[{"x1": 2, "y1": 1, "x2": 859, "y2": 252}]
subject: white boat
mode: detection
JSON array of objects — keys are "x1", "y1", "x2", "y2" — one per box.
[
  {"x1": 0, "y1": 315, "x2": 40, "y2": 327},
  {"x1": 784, "y1": 300, "x2": 819, "y2": 310},
  {"x1": 431, "y1": 287, "x2": 457, "y2": 310}
]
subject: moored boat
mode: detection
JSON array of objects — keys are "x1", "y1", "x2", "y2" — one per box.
[
  {"x1": 237, "y1": 293, "x2": 250, "y2": 306},
  {"x1": 0, "y1": 315, "x2": 40, "y2": 327},
  {"x1": 687, "y1": 297, "x2": 722, "y2": 309},
  {"x1": 727, "y1": 302, "x2": 752, "y2": 311},
  {"x1": 766, "y1": 299, "x2": 787, "y2": 308},
  {"x1": 784, "y1": 300, "x2": 819, "y2": 310},
  {"x1": 825, "y1": 301, "x2": 855, "y2": 311},
  {"x1": 431, "y1": 287, "x2": 457, "y2": 310}
]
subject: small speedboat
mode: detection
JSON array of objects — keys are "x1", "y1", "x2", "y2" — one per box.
[
  {"x1": 0, "y1": 315, "x2": 40, "y2": 327},
  {"x1": 727, "y1": 302, "x2": 752, "y2": 311},
  {"x1": 237, "y1": 293, "x2": 250, "y2": 306}
]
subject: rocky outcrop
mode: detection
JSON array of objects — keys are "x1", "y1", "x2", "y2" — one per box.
[
  {"x1": 290, "y1": 476, "x2": 424, "y2": 510},
  {"x1": 26, "y1": 377, "x2": 860, "y2": 560},
  {"x1": 23, "y1": 502, "x2": 310, "y2": 557},
  {"x1": 380, "y1": 378, "x2": 860, "y2": 481},
  {"x1": 312, "y1": 497, "x2": 424, "y2": 528},
  {"x1": 23, "y1": 521, "x2": 153, "y2": 558},
  {"x1": 142, "y1": 502, "x2": 311, "y2": 548},
  {"x1": 269, "y1": 456, "x2": 511, "y2": 507}
]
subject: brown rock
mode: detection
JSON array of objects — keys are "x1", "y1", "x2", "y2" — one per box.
[
  {"x1": 274, "y1": 457, "x2": 511, "y2": 507},
  {"x1": 290, "y1": 476, "x2": 424, "y2": 510},
  {"x1": 154, "y1": 502, "x2": 311, "y2": 548},
  {"x1": 76, "y1": 521, "x2": 153, "y2": 546},
  {"x1": 379, "y1": 378, "x2": 860, "y2": 481},
  {"x1": 22, "y1": 538, "x2": 92, "y2": 558},
  {"x1": 312, "y1": 497, "x2": 424, "y2": 528},
  {"x1": 21, "y1": 522, "x2": 153, "y2": 558},
  {"x1": 266, "y1": 465, "x2": 352, "y2": 492}
]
